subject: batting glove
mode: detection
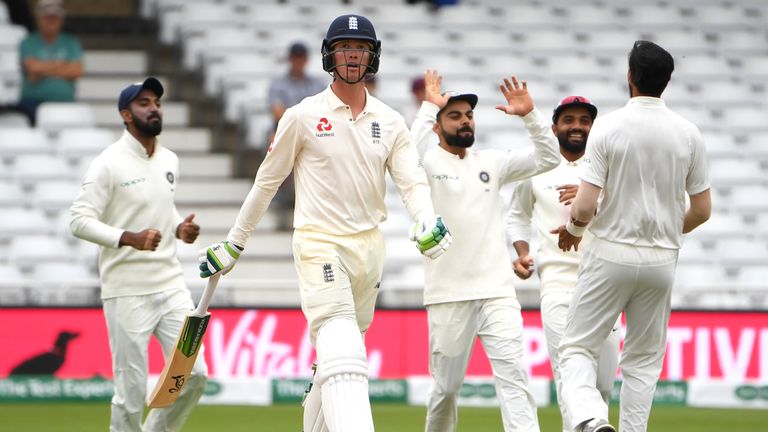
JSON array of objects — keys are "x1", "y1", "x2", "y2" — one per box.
[
  {"x1": 199, "y1": 240, "x2": 243, "y2": 278},
  {"x1": 410, "y1": 216, "x2": 452, "y2": 259}
]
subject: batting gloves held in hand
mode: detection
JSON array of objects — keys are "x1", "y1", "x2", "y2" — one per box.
[
  {"x1": 410, "y1": 216, "x2": 452, "y2": 259},
  {"x1": 199, "y1": 241, "x2": 243, "y2": 278}
]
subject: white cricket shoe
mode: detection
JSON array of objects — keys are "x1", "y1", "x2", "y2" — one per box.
[{"x1": 580, "y1": 418, "x2": 616, "y2": 432}]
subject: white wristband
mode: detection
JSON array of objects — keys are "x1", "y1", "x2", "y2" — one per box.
[{"x1": 566, "y1": 220, "x2": 586, "y2": 237}]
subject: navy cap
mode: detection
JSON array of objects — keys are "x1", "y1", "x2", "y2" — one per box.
[
  {"x1": 438, "y1": 91, "x2": 478, "y2": 117},
  {"x1": 289, "y1": 42, "x2": 308, "y2": 57},
  {"x1": 118, "y1": 77, "x2": 164, "y2": 111}
]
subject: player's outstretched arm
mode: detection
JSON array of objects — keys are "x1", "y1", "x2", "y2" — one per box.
[
  {"x1": 410, "y1": 215, "x2": 452, "y2": 259},
  {"x1": 199, "y1": 240, "x2": 243, "y2": 277}
]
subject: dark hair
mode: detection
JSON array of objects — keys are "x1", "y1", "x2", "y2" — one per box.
[{"x1": 628, "y1": 40, "x2": 674, "y2": 97}]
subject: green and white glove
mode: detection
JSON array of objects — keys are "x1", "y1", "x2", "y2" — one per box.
[
  {"x1": 409, "y1": 215, "x2": 452, "y2": 259},
  {"x1": 199, "y1": 240, "x2": 243, "y2": 278}
]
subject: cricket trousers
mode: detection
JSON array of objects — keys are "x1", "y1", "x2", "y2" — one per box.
[
  {"x1": 540, "y1": 291, "x2": 621, "y2": 432},
  {"x1": 559, "y1": 237, "x2": 677, "y2": 432},
  {"x1": 104, "y1": 288, "x2": 208, "y2": 432},
  {"x1": 425, "y1": 296, "x2": 540, "y2": 432}
]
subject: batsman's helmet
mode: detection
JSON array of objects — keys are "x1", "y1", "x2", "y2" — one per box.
[{"x1": 321, "y1": 14, "x2": 381, "y2": 82}]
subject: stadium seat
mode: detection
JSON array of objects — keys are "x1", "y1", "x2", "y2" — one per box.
[
  {"x1": 182, "y1": 27, "x2": 259, "y2": 70},
  {"x1": 673, "y1": 54, "x2": 734, "y2": 81},
  {"x1": 0, "y1": 181, "x2": 24, "y2": 207},
  {"x1": 0, "y1": 24, "x2": 26, "y2": 50},
  {"x1": 30, "y1": 181, "x2": 81, "y2": 213},
  {"x1": 0, "y1": 128, "x2": 52, "y2": 158},
  {"x1": 720, "y1": 107, "x2": 768, "y2": 131},
  {"x1": 0, "y1": 112, "x2": 29, "y2": 127},
  {"x1": 0, "y1": 264, "x2": 29, "y2": 305},
  {"x1": 624, "y1": 4, "x2": 690, "y2": 29},
  {"x1": 644, "y1": 29, "x2": 713, "y2": 56},
  {"x1": 8, "y1": 235, "x2": 72, "y2": 271},
  {"x1": 0, "y1": 207, "x2": 52, "y2": 240},
  {"x1": 12, "y1": 154, "x2": 79, "y2": 186},
  {"x1": 82, "y1": 50, "x2": 148, "y2": 75},
  {"x1": 203, "y1": 54, "x2": 278, "y2": 95},
  {"x1": 30, "y1": 262, "x2": 100, "y2": 305},
  {"x1": 56, "y1": 128, "x2": 116, "y2": 157},
  {"x1": 178, "y1": 154, "x2": 232, "y2": 179},
  {"x1": 36, "y1": 102, "x2": 97, "y2": 132},
  {"x1": 158, "y1": 2, "x2": 240, "y2": 45},
  {"x1": 713, "y1": 30, "x2": 768, "y2": 55}
]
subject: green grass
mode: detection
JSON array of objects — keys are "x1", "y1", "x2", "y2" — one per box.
[{"x1": 0, "y1": 403, "x2": 765, "y2": 431}]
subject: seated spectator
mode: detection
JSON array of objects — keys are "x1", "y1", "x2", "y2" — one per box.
[
  {"x1": 18, "y1": 0, "x2": 83, "y2": 125},
  {"x1": 266, "y1": 42, "x2": 327, "y2": 230}
]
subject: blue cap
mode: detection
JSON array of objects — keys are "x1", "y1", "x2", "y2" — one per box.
[{"x1": 118, "y1": 77, "x2": 164, "y2": 111}]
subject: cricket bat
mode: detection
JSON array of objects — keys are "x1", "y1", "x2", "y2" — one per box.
[{"x1": 147, "y1": 273, "x2": 220, "y2": 408}]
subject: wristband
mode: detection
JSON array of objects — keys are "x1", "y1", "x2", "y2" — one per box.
[{"x1": 566, "y1": 220, "x2": 586, "y2": 237}]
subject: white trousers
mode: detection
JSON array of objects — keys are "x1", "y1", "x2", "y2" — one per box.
[
  {"x1": 103, "y1": 288, "x2": 208, "y2": 432},
  {"x1": 541, "y1": 292, "x2": 621, "y2": 432},
  {"x1": 292, "y1": 228, "x2": 385, "y2": 344},
  {"x1": 559, "y1": 238, "x2": 677, "y2": 432},
  {"x1": 426, "y1": 296, "x2": 540, "y2": 432}
]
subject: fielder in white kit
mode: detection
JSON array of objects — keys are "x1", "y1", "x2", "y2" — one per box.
[
  {"x1": 70, "y1": 78, "x2": 207, "y2": 432},
  {"x1": 551, "y1": 41, "x2": 711, "y2": 432},
  {"x1": 410, "y1": 70, "x2": 560, "y2": 432},
  {"x1": 197, "y1": 15, "x2": 451, "y2": 432},
  {"x1": 506, "y1": 95, "x2": 621, "y2": 432}
]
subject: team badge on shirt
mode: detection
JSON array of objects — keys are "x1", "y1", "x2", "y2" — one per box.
[
  {"x1": 479, "y1": 171, "x2": 490, "y2": 183},
  {"x1": 322, "y1": 263, "x2": 335, "y2": 283},
  {"x1": 371, "y1": 122, "x2": 381, "y2": 139},
  {"x1": 166, "y1": 172, "x2": 174, "y2": 184}
]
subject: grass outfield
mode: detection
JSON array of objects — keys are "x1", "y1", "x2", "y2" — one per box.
[{"x1": 1, "y1": 403, "x2": 765, "y2": 431}]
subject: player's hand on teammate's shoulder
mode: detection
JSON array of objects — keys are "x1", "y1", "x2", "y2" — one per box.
[
  {"x1": 556, "y1": 184, "x2": 579, "y2": 206},
  {"x1": 423, "y1": 69, "x2": 450, "y2": 109},
  {"x1": 410, "y1": 215, "x2": 452, "y2": 259},
  {"x1": 120, "y1": 229, "x2": 161, "y2": 251},
  {"x1": 199, "y1": 240, "x2": 243, "y2": 278},
  {"x1": 513, "y1": 255, "x2": 535, "y2": 279},
  {"x1": 176, "y1": 213, "x2": 200, "y2": 244},
  {"x1": 495, "y1": 75, "x2": 534, "y2": 117}
]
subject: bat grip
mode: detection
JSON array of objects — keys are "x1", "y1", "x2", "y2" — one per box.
[{"x1": 194, "y1": 273, "x2": 220, "y2": 317}]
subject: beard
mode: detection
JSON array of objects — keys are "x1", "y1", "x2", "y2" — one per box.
[
  {"x1": 443, "y1": 126, "x2": 475, "y2": 148},
  {"x1": 133, "y1": 112, "x2": 163, "y2": 137},
  {"x1": 557, "y1": 130, "x2": 587, "y2": 154}
]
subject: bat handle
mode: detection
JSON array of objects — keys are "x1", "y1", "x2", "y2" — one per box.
[{"x1": 194, "y1": 273, "x2": 220, "y2": 317}]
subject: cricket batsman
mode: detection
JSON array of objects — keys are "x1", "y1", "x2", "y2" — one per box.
[{"x1": 198, "y1": 15, "x2": 450, "y2": 432}]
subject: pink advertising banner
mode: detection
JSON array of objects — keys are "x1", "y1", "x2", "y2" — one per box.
[{"x1": 2, "y1": 309, "x2": 767, "y2": 380}]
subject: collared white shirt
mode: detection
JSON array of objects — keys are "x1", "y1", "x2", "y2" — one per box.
[
  {"x1": 506, "y1": 156, "x2": 594, "y2": 295},
  {"x1": 70, "y1": 130, "x2": 186, "y2": 299},
  {"x1": 228, "y1": 86, "x2": 434, "y2": 244},
  {"x1": 411, "y1": 101, "x2": 560, "y2": 305},
  {"x1": 582, "y1": 97, "x2": 710, "y2": 249}
]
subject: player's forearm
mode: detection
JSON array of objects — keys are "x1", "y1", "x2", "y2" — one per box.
[
  {"x1": 410, "y1": 101, "x2": 439, "y2": 158},
  {"x1": 570, "y1": 180, "x2": 601, "y2": 225},
  {"x1": 523, "y1": 108, "x2": 560, "y2": 173},
  {"x1": 513, "y1": 240, "x2": 530, "y2": 258},
  {"x1": 683, "y1": 189, "x2": 711, "y2": 233},
  {"x1": 70, "y1": 211, "x2": 124, "y2": 248},
  {"x1": 227, "y1": 182, "x2": 276, "y2": 248}
]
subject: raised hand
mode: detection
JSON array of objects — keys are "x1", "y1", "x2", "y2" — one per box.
[
  {"x1": 177, "y1": 213, "x2": 200, "y2": 244},
  {"x1": 495, "y1": 76, "x2": 534, "y2": 117},
  {"x1": 423, "y1": 69, "x2": 451, "y2": 109}
]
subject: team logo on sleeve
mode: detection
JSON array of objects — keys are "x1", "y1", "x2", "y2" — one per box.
[{"x1": 316, "y1": 118, "x2": 335, "y2": 138}]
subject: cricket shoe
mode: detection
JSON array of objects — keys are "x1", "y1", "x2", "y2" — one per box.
[{"x1": 579, "y1": 418, "x2": 616, "y2": 432}]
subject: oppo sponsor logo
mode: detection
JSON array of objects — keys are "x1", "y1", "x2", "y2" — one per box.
[
  {"x1": 734, "y1": 385, "x2": 768, "y2": 401},
  {"x1": 119, "y1": 177, "x2": 146, "y2": 187}
]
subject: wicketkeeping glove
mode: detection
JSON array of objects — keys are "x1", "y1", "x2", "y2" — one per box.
[
  {"x1": 409, "y1": 215, "x2": 452, "y2": 259},
  {"x1": 199, "y1": 240, "x2": 243, "y2": 278}
]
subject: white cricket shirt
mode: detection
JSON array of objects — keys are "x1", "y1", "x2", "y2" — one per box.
[
  {"x1": 228, "y1": 86, "x2": 434, "y2": 245},
  {"x1": 411, "y1": 101, "x2": 560, "y2": 305},
  {"x1": 506, "y1": 157, "x2": 594, "y2": 295},
  {"x1": 70, "y1": 130, "x2": 186, "y2": 299},
  {"x1": 582, "y1": 97, "x2": 710, "y2": 249}
]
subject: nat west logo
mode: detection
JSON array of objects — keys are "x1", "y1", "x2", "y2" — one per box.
[
  {"x1": 371, "y1": 121, "x2": 381, "y2": 139},
  {"x1": 169, "y1": 374, "x2": 185, "y2": 393},
  {"x1": 316, "y1": 118, "x2": 332, "y2": 132},
  {"x1": 349, "y1": 16, "x2": 358, "y2": 30},
  {"x1": 316, "y1": 118, "x2": 335, "y2": 138}
]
